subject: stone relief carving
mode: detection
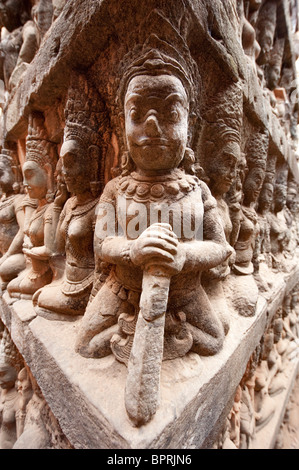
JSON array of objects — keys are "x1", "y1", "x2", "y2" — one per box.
[
  {"x1": 7, "y1": 111, "x2": 58, "y2": 299},
  {"x1": 0, "y1": 0, "x2": 297, "y2": 449},
  {"x1": 216, "y1": 284, "x2": 299, "y2": 449},
  {"x1": 0, "y1": 146, "x2": 26, "y2": 290},
  {"x1": 0, "y1": 0, "x2": 37, "y2": 93},
  {"x1": 34, "y1": 72, "x2": 109, "y2": 319},
  {"x1": 75, "y1": 35, "x2": 233, "y2": 426},
  {"x1": 0, "y1": 324, "x2": 23, "y2": 449},
  {"x1": 198, "y1": 81, "x2": 243, "y2": 325},
  {"x1": 0, "y1": 0, "x2": 62, "y2": 97}
]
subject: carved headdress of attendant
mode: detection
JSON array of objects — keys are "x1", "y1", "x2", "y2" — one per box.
[
  {"x1": 0, "y1": 146, "x2": 23, "y2": 194},
  {"x1": 0, "y1": 326, "x2": 23, "y2": 373},
  {"x1": 197, "y1": 81, "x2": 243, "y2": 198},
  {"x1": 63, "y1": 73, "x2": 109, "y2": 197},
  {"x1": 25, "y1": 111, "x2": 58, "y2": 203},
  {"x1": 258, "y1": 149, "x2": 277, "y2": 213},
  {"x1": 243, "y1": 130, "x2": 269, "y2": 206}
]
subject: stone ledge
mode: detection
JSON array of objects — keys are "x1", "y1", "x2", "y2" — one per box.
[{"x1": 0, "y1": 264, "x2": 298, "y2": 449}]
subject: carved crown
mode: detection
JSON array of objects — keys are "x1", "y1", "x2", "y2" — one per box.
[
  {"x1": 0, "y1": 326, "x2": 23, "y2": 371},
  {"x1": 26, "y1": 111, "x2": 58, "y2": 170},
  {"x1": 64, "y1": 73, "x2": 107, "y2": 149}
]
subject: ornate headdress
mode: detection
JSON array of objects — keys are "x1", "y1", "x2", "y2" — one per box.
[
  {"x1": 64, "y1": 73, "x2": 108, "y2": 149},
  {"x1": 116, "y1": 33, "x2": 201, "y2": 118},
  {"x1": 115, "y1": 5, "x2": 201, "y2": 119},
  {"x1": 0, "y1": 146, "x2": 23, "y2": 191},
  {"x1": 63, "y1": 73, "x2": 110, "y2": 195},
  {"x1": 198, "y1": 81, "x2": 243, "y2": 177},
  {"x1": 26, "y1": 111, "x2": 58, "y2": 170},
  {"x1": 0, "y1": 326, "x2": 23, "y2": 372},
  {"x1": 244, "y1": 129, "x2": 269, "y2": 172}
]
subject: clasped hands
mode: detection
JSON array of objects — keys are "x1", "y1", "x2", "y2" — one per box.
[{"x1": 130, "y1": 223, "x2": 186, "y2": 276}]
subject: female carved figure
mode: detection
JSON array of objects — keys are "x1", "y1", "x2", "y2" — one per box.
[
  {"x1": 267, "y1": 317, "x2": 287, "y2": 397},
  {"x1": 14, "y1": 366, "x2": 33, "y2": 440},
  {"x1": 239, "y1": 351, "x2": 259, "y2": 449},
  {"x1": 255, "y1": 152, "x2": 277, "y2": 276},
  {"x1": 227, "y1": 131, "x2": 268, "y2": 315},
  {"x1": 76, "y1": 41, "x2": 232, "y2": 426},
  {"x1": 7, "y1": 112, "x2": 58, "y2": 300},
  {"x1": 35, "y1": 74, "x2": 108, "y2": 318},
  {"x1": 0, "y1": 148, "x2": 26, "y2": 290},
  {"x1": 198, "y1": 82, "x2": 243, "y2": 327},
  {"x1": 267, "y1": 168, "x2": 291, "y2": 272},
  {"x1": 254, "y1": 331, "x2": 276, "y2": 432},
  {"x1": 0, "y1": 326, "x2": 23, "y2": 449}
]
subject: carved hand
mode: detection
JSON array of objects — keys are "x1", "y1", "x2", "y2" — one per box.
[
  {"x1": 130, "y1": 223, "x2": 185, "y2": 274},
  {"x1": 23, "y1": 245, "x2": 52, "y2": 260},
  {"x1": 53, "y1": 183, "x2": 68, "y2": 208}
]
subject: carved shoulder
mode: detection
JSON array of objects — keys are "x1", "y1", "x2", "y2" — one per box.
[{"x1": 99, "y1": 177, "x2": 120, "y2": 204}]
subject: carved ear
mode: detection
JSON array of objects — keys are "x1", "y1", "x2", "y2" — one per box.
[
  {"x1": 10, "y1": 165, "x2": 18, "y2": 181},
  {"x1": 119, "y1": 112, "x2": 125, "y2": 130},
  {"x1": 44, "y1": 162, "x2": 54, "y2": 192},
  {"x1": 88, "y1": 145, "x2": 100, "y2": 160},
  {"x1": 88, "y1": 145, "x2": 100, "y2": 180}
]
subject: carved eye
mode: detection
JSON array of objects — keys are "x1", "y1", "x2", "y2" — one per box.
[
  {"x1": 130, "y1": 108, "x2": 140, "y2": 121},
  {"x1": 170, "y1": 109, "x2": 179, "y2": 122}
]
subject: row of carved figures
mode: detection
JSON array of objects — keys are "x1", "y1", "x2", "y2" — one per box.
[
  {"x1": 215, "y1": 285, "x2": 299, "y2": 449},
  {"x1": 0, "y1": 53, "x2": 298, "y2": 426},
  {"x1": 236, "y1": 0, "x2": 299, "y2": 150},
  {"x1": 0, "y1": 0, "x2": 299, "y2": 426},
  {"x1": 0, "y1": 320, "x2": 72, "y2": 449}
]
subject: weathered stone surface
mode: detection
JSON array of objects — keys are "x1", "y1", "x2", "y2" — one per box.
[
  {"x1": 0, "y1": 266, "x2": 296, "y2": 448},
  {"x1": 0, "y1": 0, "x2": 299, "y2": 450}
]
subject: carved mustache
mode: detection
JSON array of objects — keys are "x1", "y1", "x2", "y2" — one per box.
[{"x1": 134, "y1": 138, "x2": 170, "y2": 146}]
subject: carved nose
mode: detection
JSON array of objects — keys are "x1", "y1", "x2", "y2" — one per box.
[{"x1": 145, "y1": 114, "x2": 161, "y2": 137}]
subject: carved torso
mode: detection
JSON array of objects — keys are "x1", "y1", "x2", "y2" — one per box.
[
  {"x1": 0, "y1": 388, "x2": 18, "y2": 449},
  {"x1": 234, "y1": 205, "x2": 257, "y2": 267},
  {"x1": 101, "y1": 169, "x2": 206, "y2": 292},
  {"x1": 59, "y1": 196, "x2": 98, "y2": 282},
  {"x1": 27, "y1": 204, "x2": 51, "y2": 249},
  {"x1": 0, "y1": 194, "x2": 24, "y2": 254}
]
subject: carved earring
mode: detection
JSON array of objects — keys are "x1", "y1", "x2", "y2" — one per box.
[
  {"x1": 181, "y1": 147, "x2": 196, "y2": 174},
  {"x1": 12, "y1": 182, "x2": 20, "y2": 194},
  {"x1": 90, "y1": 181, "x2": 101, "y2": 198},
  {"x1": 121, "y1": 151, "x2": 135, "y2": 176},
  {"x1": 46, "y1": 189, "x2": 55, "y2": 203},
  {"x1": 44, "y1": 163, "x2": 55, "y2": 203}
]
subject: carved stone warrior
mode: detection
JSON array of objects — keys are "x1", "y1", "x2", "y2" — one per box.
[
  {"x1": 35, "y1": 73, "x2": 108, "y2": 318},
  {"x1": 7, "y1": 111, "x2": 58, "y2": 300},
  {"x1": 0, "y1": 147, "x2": 26, "y2": 290},
  {"x1": 76, "y1": 35, "x2": 232, "y2": 426}
]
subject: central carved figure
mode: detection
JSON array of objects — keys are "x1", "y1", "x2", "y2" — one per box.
[{"x1": 76, "y1": 47, "x2": 232, "y2": 425}]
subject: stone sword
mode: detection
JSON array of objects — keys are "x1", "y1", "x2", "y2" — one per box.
[{"x1": 124, "y1": 263, "x2": 171, "y2": 426}]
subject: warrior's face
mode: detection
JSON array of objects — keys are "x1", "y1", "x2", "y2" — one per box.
[{"x1": 124, "y1": 74, "x2": 189, "y2": 175}]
